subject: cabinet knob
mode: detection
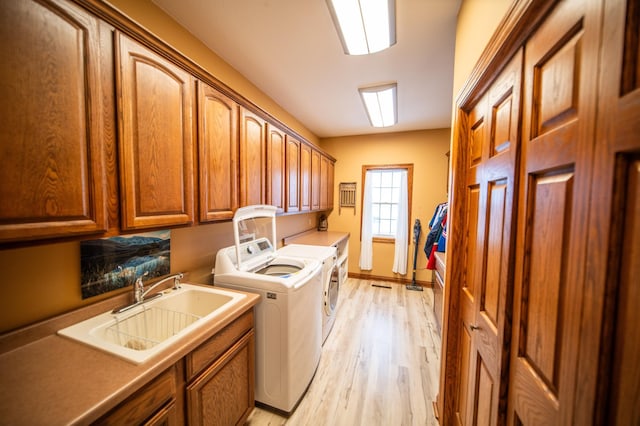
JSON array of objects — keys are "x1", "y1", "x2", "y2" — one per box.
[{"x1": 470, "y1": 324, "x2": 480, "y2": 331}]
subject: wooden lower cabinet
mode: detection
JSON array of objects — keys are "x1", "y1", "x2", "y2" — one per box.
[
  {"x1": 95, "y1": 367, "x2": 178, "y2": 426},
  {"x1": 97, "y1": 311, "x2": 255, "y2": 426},
  {"x1": 185, "y1": 310, "x2": 255, "y2": 426},
  {"x1": 186, "y1": 331, "x2": 255, "y2": 426}
]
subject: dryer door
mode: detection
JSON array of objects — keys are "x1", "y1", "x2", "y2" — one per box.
[{"x1": 325, "y1": 265, "x2": 340, "y2": 315}]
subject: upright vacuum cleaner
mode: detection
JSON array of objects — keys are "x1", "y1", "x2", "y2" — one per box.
[{"x1": 406, "y1": 218, "x2": 423, "y2": 291}]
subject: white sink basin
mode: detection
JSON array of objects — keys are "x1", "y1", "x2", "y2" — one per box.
[{"x1": 58, "y1": 284, "x2": 246, "y2": 364}]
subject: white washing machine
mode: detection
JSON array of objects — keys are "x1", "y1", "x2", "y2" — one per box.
[
  {"x1": 212, "y1": 205, "x2": 323, "y2": 415},
  {"x1": 278, "y1": 244, "x2": 339, "y2": 344}
]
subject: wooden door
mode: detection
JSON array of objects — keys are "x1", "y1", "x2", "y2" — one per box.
[
  {"x1": 507, "y1": 0, "x2": 602, "y2": 423},
  {"x1": 311, "y1": 149, "x2": 321, "y2": 210},
  {"x1": 0, "y1": 0, "x2": 112, "y2": 242},
  {"x1": 266, "y1": 123, "x2": 285, "y2": 212},
  {"x1": 197, "y1": 81, "x2": 238, "y2": 222},
  {"x1": 582, "y1": 0, "x2": 640, "y2": 423},
  {"x1": 300, "y1": 143, "x2": 312, "y2": 211},
  {"x1": 285, "y1": 135, "x2": 301, "y2": 213},
  {"x1": 455, "y1": 51, "x2": 522, "y2": 425},
  {"x1": 239, "y1": 108, "x2": 266, "y2": 207},
  {"x1": 116, "y1": 32, "x2": 194, "y2": 230}
]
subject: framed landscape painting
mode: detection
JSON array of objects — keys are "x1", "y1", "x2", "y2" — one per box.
[{"x1": 80, "y1": 231, "x2": 171, "y2": 299}]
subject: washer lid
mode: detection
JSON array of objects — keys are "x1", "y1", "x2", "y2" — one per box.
[{"x1": 232, "y1": 205, "x2": 277, "y2": 269}]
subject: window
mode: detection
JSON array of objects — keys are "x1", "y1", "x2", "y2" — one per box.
[{"x1": 361, "y1": 164, "x2": 413, "y2": 242}]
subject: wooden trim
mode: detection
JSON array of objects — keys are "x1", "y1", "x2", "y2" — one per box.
[
  {"x1": 456, "y1": 0, "x2": 557, "y2": 111},
  {"x1": 348, "y1": 272, "x2": 432, "y2": 287}
]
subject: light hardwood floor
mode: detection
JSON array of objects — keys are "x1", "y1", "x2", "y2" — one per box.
[{"x1": 246, "y1": 278, "x2": 442, "y2": 426}]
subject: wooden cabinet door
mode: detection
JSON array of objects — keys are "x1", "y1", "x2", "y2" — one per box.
[
  {"x1": 300, "y1": 143, "x2": 312, "y2": 212},
  {"x1": 320, "y1": 155, "x2": 329, "y2": 210},
  {"x1": 116, "y1": 32, "x2": 194, "y2": 230},
  {"x1": 96, "y1": 366, "x2": 177, "y2": 425},
  {"x1": 311, "y1": 149, "x2": 321, "y2": 210},
  {"x1": 285, "y1": 135, "x2": 301, "y2": 213},
  {"x1": 327, "y1": 159, "x2": 335, "y2": 210},
  {"x1": 187, "y1": 331, "x2": 255, "y2": 426},
  {"x1": 197, "y1": 81, "x2": 238, "y2": 222},
  {"x1": 581, "y1": 0, "x2": 640, "y2": 423},
  {"x1": 239, "y1": 108, "x2": 266, "y2": 207},
  {"x1": 455, "y1": 51, "x2": 522, "y2": 425},
  {"x1": 507, "y1": 0, "x2": 602, "y2": 423},
  {"x1": 266, "y1": 123, "x2": 285, "y2": 212},
  {"x1": 0, "y1": 0, "x2": 112, "y2": 242}
]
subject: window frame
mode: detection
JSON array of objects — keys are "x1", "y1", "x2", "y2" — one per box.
[{"x1": 360, "y1": 164, "x2": 413, "y2": 244}]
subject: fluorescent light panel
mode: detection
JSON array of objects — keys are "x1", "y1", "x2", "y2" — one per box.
[
  {"x1": 359, "y1": 83, "x2": 397, "y2": 127},
  {"x1": 327, "y1": 0, "x2": 396, "y2": 55}
]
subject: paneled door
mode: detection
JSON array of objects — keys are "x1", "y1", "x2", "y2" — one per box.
[
  {"x1": 311, "y1": 149, "x2": 321, "y2": 210},
  {"x1": 455, "y1": 51, "x2": 522, "y2": 425},
  {"x1": 507, "y1": 0, "x2": 602, "y2": 423},
  {"x1": 285, "y1": 135, "x2": 301, "y2": 213},
  {"x1": 197, "y1": 81, "x2": 238, "y2": 222},
  {"x1": 239, "y1": 108, "x2": 266, "y2": 207},
  {"x1": 0, "y1": 0, "x2": 112, "y2": 242},
  {"x1": 582, "y1": 0, "x2": 640, "y2": 423},
  {"x1": 299, "y1": 143, "x2": 312, "y2": 212},
  {"x1": 116, "y1": 31, "x2": 195, "y2": 230},
  {"x1": 266, "y1": 123, "x2": 285, "y2": 212}
]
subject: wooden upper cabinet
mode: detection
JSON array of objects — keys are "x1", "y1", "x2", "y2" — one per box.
[
  {"x1": 285, "y1": 136, "x2": 301, "y2": 213},
  {"x1": 197, "y1": 81, "x2": 238, "y2": 222},
  {"x1": 319, "y1": 155, "x2": 330, "y2": 210},
  {"x1": 266, "y1": 123, "x2": 285, "y2": 212},
  {"x1": 116, "y1": 32, "x2": 195, "y2": 230},
  {"x1": 0, "y1": 0, "x2": 113, "y2": 242},
  {"x1": 327, "y1": 159, "x2": 335, "y2": 210},
  {"x1": 299, "y1": 143, "x2": 312, "y2": 212},
  {"x1": 311, "y1": 149, "x2": 321, "y2": 210},
  {"x1": 239, "y1": 108, "x2": 266, "y2": 207}
]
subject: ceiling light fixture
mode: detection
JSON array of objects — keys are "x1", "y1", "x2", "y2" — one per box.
[
  {"x1": 359, "y1": 83, "x2": 397, "y2": 127},
  {"x1": 326, "y1": 0, "x2": 396, "y2": 55}
]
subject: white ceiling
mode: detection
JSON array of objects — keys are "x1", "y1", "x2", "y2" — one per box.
[{"x1": 152, "y1": 0, "x2": 461, "y2": 138}]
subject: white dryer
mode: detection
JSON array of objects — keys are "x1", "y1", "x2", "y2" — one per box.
[
  {"x1": 212, "y1": 205, "x2": 323, "y2": 415},
  {"x1": 278, "y1": 244, "x2": 339, "y2": 344}
]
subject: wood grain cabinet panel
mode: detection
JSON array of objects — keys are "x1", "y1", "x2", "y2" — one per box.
[
  {"x1": 299, "y1": 143, "x2": 312, "y2": 212},
  {"x1": 327, "y1": 159, "x2": 335, "y2": 210},
  {"x1": 320, "y1": 156, "x2": 329, "y2": 210},
  {"x1": 197, "y1": 81, "x2": 238, "y2": 222},
  {"x1": 311, "y1": 149, "x2": 321, "y2": 210},
  {"x1": 508, "y1": 0, "x2": 602, "y2": 423},
  {"x1": 0, "y1": 0, "x2": 112, "y2": 242},
  {"x1": 96, "y1": 366, "x2": 177, "y2": 426},
  {"x1": 239, "y1": 108, "x2": 266, "y2": 207},
  {"x1": 187, "y1": 331, "x2": 255, "y2": 426},
  {"x1": 285, "y1": 136, "x2": 301, "y2": 213},
  {"x1": 116, "y1": 32, "x2": 195, "y2": 230},
  {"x1": 266, "y1": 123, "x2": 285, "y2": 212}
]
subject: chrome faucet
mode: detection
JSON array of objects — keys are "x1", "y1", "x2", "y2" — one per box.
[
  {"x1": 113, "y1": 272, "x2": 185, "y2": 314},
  {"x1": 134, "y1": 272, "x2": 184, "y2": 303}
]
